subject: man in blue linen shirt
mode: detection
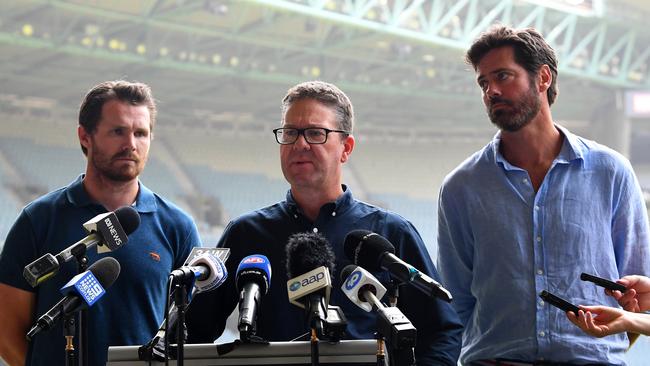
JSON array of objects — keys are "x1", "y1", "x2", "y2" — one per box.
[
  {"x1": 436, "y1": 25, "x2": 650, "y2": 365},
  {"x1": 186, "y1": 81, "x2": 463, "y2": 365},
  {"x1": 0, "y1": 81, "x2": 201, "y2": 366}
]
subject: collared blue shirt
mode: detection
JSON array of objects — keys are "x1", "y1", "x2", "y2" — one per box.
[
  {"x1": 187, "y1": 186, "x2": 463, "y2": 365},
  {"x1": 0, "y1": 174, "x2": 201, "y2": 366},
  {"x1": 437, "y1": 126, "x2": 650, "y2": 365}
]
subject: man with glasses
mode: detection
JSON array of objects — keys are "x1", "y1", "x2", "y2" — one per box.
[{"x1": 186, "y1": 81, "x2": 462, "y2": 365}]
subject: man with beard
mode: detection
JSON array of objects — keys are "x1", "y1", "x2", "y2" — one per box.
[
  {"x1": 437, "y1": 25, "x2": 650, "y2": 365},
  {"x1": 0, "y1": 80, "x2": 201, "y2": 366}
]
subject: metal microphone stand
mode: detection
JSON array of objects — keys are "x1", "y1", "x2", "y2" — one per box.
[
  {"x1": 70, "y1": 243, "x2": 89, "y2": 366},
  {"x1": 172, "y1": 282, "x2": 189, "y2": 366}
]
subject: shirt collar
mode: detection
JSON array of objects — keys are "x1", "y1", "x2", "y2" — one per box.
[
  {"x1": 492, "y1": 124, "x2": 585, "y2": 168},
  {"x1": 285, "y1": 184, "x2": 354, "y2": 216},
  {"x1": 66, "y1": 174, "x2": 157, "y2": 213}
]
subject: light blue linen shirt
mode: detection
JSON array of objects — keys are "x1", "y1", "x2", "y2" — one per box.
[{"x1": 437, "y1": 125, "x2": 650, "y2": 365}]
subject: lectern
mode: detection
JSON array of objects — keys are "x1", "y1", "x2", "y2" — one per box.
[{"x1": 107, "y1": 339, "x2": 384, "y2": 366}]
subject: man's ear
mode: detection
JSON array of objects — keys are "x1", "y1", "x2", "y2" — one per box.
[
  {"x1": 341, "y1": 134, "x2": 355, "y2": 163},
  {"x1": 538, "y1": 64, "x2": 552, "y2": 92},
  {"x1": 78, "y1": 125, "x2": 91, "y2": 151}
]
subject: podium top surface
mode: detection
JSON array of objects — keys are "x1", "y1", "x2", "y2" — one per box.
[{"x1": 107, "y1": 339, "x2": 383, "y2": 366}]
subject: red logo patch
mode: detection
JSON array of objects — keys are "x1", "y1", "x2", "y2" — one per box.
[{"x1": 243, "y1": 256, "x2": 264, "y2": 264}]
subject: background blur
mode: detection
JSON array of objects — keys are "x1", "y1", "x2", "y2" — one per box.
[{"x1": 1, "y1": 0, "x2": 649, "y2": 364}]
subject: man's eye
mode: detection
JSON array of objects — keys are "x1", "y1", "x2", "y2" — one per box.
[{"x1": 307, "y1": 130, "x2": 325, "y2": 137}]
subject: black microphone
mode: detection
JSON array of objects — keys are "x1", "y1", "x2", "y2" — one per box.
[
  {"x1": 26, "y1": 257, "x2": 121, "y2": 340},
  {"x1": 343, "y1": 230, "x2": 452, "y2": 302},
  {"x1": 23, "y1": 206, "x2": 140, "y2": 287},
  {"x1": 285, "y1": 232, "x2": 335, "y2": 337},
  {"x1": 236, "y1": 255, "x2": 272, "y2": 341}
]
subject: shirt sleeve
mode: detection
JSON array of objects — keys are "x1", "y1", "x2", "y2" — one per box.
[
  {"x1": 0, "y1": 209, "x2": 39, "y2": 292},
  {"x1": 436, "y1": 182, "x2": 476, "y2": 327},
  {"x1": 611, "y1": 161, "x2": 650, "y2": 277},
  {"x1": 389, "y1": 216, "x2": 463, "y2": 365}
]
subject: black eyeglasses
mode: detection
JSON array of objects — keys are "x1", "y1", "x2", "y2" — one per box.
[{"x1": 272, "y1": 127, "x2": 349, "y2": 145}]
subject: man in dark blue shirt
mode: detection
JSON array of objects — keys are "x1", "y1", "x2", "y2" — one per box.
[
  {"x1": 0, "y1": 81, "x2": 201, "y2": 366},
  {"x1": 186, "y1": 81, "x2": 462, "y2": 364}
]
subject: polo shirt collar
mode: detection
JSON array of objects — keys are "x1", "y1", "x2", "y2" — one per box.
[{"x1": 65, "y1": 174, "x2": 157, "y2": 213}]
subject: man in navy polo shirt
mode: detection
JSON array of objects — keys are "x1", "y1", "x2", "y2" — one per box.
[
  {"x1": 0, "y1": 80, "x2": 201, "y2": 366},
  {"x1": 186, "y1": 81, "x2": 462, "y2": 365}
]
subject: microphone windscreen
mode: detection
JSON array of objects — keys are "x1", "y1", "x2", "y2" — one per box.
[
  {"x1": 285, "y1": 232, "x2": 335, "y2": 279},
  {"x1": 340, "y1": 264, "x2": 357, "y2": 283},
  {"x1": 88, "y1": 257, "x2": 121, "y2": 289},
  {"x1": 343, "y1": 230, "x2": 395, "y2": 271},
  {"x1": 236, "y1": 255, "x2": 272, "y2": 294},
  {"x1": 114, "y1": 206, "x2": 141, "y2": 235}
]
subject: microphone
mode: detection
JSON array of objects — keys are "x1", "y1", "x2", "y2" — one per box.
[
  {"x1": 285, "y1": 232, "x2": 335, "y2": 337},
  {"x1": 340, "y1": 264, "x2": 387, "y2": 312},
  {"x1": 344, "y1": 230, "x2": 452, "y2": 302},
  {"x1": 236, "y1": 254, "x2": 272, "y2": 340},
  {"x1": 23, "y1": 206, "x2": 140, "y2": 287},
  {"x1": 340, "y1": 264, "x2": 417, "y2": 359},
  {"x1": 26, "y1": 257, "x2": 121, "y2": 340},
  {"x1": 169, "y1": 251, "x2": 227, "y2": 293}
]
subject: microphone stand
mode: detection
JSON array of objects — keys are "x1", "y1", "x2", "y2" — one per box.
[
  {"x1": 310, "y1": 327, "x2": 319, "y2": 366},
  {"x1": 173, "y1": 282, "x2": 189, "y2": 366},
  {"x1": 70, "y1": 243, "x2": 89, "y2": 366},
  {"x1": 386, "y1": 279, "x2": 399, "y2": 307},
  {"x1": 63, "y1": 313, "x2": 76, "y2": 366},
  {"x1": 375, "y1": 332, "x2": 386, "y2": 366}
]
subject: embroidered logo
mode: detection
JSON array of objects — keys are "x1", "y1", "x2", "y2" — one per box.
[{"x1": 148, "y1": 252, "x2": 161, "y2": 262}]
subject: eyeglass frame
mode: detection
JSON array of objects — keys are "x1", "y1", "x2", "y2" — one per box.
[{"x1": 272, "y1": 127, "x2": 350, "y2": 145}]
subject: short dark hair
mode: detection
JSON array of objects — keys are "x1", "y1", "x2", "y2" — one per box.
[
  {"x1": 465, "y1": 25, "x2": 559, "y2": 106},
  {"x1": 78, "y1": 80, "x2": 156, "y2": 155},
  {"x1": 282, "y1": 81, "x2": 354, "y2": 134}
]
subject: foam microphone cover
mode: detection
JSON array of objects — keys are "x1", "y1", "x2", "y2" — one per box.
[
  {"x1": 343, "y1": 230, "x2": 395, "y2": 271},
  {"x1": 285, "y1": 232, "x2": 336, "y2": 279},
  {"x1": 114, "y1": 206, "x2": 141, "y2": 235},
  {"x1": 88, "y1": 257, "x2": 121, "y2": 289}
]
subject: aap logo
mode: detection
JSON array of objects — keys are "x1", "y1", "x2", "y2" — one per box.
[
  {"x1": 345, "y1": 271, "x2": 362, "y2": 290},
  {"x1": 289, "y1": 281, "x2": 302, "y2": 292},
  {"x1": 243, "y1": 256, "x2": 265, "y2": 264}
]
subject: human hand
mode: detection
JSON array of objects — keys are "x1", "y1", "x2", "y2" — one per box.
[
  {"x1": 566, "y1": 306, "x2": 628, "y2": 338},
  {"x1": 607, "y1": 275, "x2": 650, "y2": 312}
]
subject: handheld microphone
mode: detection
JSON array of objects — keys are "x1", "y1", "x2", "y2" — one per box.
[
  {"x1": 169, "y1": 251, "x2": 228, "y2": 293},
  {"x1": 23, "y1": 206, "x2": 140, "y2": 288},
  {"x1": 26, "y1": 257, "x2": 121, "y2": 340},
  {"x1": 340, "y1": 265, "x2": 387, "y2": 312},
  {"x1": 236, "y1": 254, "x2": 272, "y2": 340},
  {"x1": 340, "y1": 264, "x2": 417, "y2": 355},
  {"x1": 344, "y1": 230, "x2": 452, "y2": 302},
  {"x1": 285, "y1": 232, "x2": 335, "y2": 337}
]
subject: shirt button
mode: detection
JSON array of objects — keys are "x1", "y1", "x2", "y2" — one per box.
[
  {"x1": 539, "y1": 331, "x2": 545, "y2": 337},
  {"x1": 331, "y1": 211, "x2": 336, "y2": 217},
  {"x1": 536, "y1": 236, "x2": 542, "y2": 242},
  {"x1": 535, "y1": 205, "x2": 540, "y2": 211},
  {"x1": 523, "y1": 178, "x2": 529, "y2": 184},
  {"x1": 293, "y1": 214, "x2": 298, "y2": 219},
  {"x1": 539, "y1": 300, "x2": 544, "y2": 306},
  {"x1": 537, "y1": 269, "x2": 543, "y2": 275},
  {"x1": 312, "y1": 227, "x2": 318, "y2": 233}
]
